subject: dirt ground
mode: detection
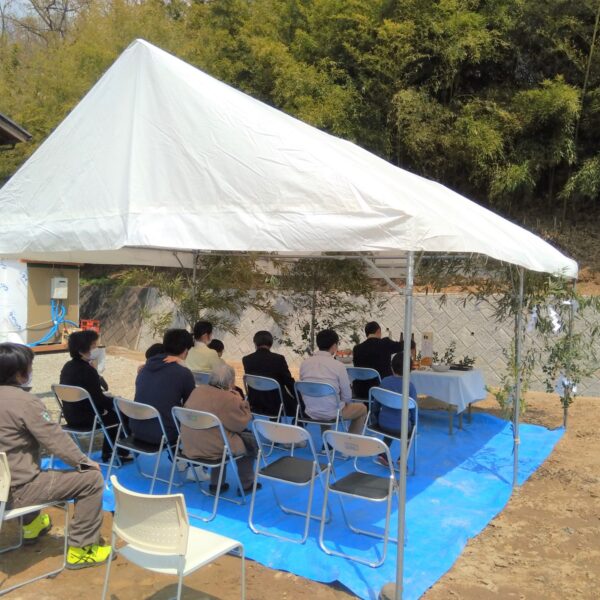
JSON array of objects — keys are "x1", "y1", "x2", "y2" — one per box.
[{"x1": 1, "y1": 348, "x2": 598, "y2": 599}]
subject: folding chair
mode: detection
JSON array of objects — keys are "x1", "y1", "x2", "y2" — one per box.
[
  {"x1": 102, "y1": 476, "x2": 245, "y2": 600},
  {"x1": 248, "y1": 420, "x2": 330, "y2": 544},
  {"x1": 319, "y1": 431, "x2": 397, "y2": 567},
  {"x1": 294, "y1": 381, "x2": 345, "y2": 452},
  {"x1": 0, "y1": 453, "x2": 69, "y2": 596},
  {"x1": 192, "y1": 371, "x2": 212, "y2": 386},
  {"x1": 346, "y1": 367, "x2": 381, "y2": 402},
  {"x1": 51, "y1": 383, "x2": 120, "y2": 466},
  {"x1": 168, "y1": 407, "x2": 245, "y2": 522},
  {"x1": 106, "y1": 398, "x2": 179, "y2": 494},
  {"x1": 243, "y1": 374, "x2": 286, "y2": 422},
  {"x1": 366, "y1": 387, "x2": 419, "y2": 475}
]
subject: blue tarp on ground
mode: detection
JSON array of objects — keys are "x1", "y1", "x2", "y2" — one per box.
[{"x1": 61, "y1": 411, "x2": 562, "y2": 599}]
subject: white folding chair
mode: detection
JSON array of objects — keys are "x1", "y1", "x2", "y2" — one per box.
[
  {"x1": 168, "y1": 407, "x2": 245, "y2": 522},
  {"x1": 0, "y1": 452, "x2": 69, "y2": 596},
  {"x1": 346, "y1": 367, "x2": 381, "y2": 402},
  {"x1": 106, "y1": 398, "x2": 179, "y2": 494},
  {"x1": 243, "y1": 374, "x2": 286, "y2": 422},
  {"x1": 248, "y1": 420, "x2": 330, "y2": 544},
  {"x1": 319, "y1": 431, "x2": 398, "y2": 567},
  {"x1": 102, "y1": 476, "x2": 245, "y2": 600},
  {"x1": 191, "y1": 371, "x2": 212, "y2": 386},
  {"x1": 51, "y1": 383, "x2": 120, "y2": 466},
  {"x1": 366, "y1": 387, "x2": 419, "y2": 475}
]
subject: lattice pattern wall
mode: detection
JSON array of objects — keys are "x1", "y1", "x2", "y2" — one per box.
[{"x1": 81, "y1": 286, "x2": 600, "y2": 396}]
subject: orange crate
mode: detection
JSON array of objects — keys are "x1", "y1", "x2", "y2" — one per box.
[{"x1": 80, "y1": 319, "x2": 100, "y2": 333}]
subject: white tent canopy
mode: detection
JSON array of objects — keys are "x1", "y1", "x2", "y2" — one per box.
[{"x1": 0, "y1": 39, "x2": 577, "y2": 278}]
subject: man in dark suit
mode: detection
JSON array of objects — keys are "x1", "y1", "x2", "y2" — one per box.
[
  {"x1": 242, "y1": 331, "x2": 297, "y2": 417},
  {"x1": 352, "y1": 321, "x2": 408, "y2": 399}
]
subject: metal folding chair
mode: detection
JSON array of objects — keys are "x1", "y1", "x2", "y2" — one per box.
[
  {"x1": 346, "y1": 367, "x2": 381, "y2": 401},
  {"x1": 191, "y1": 371, "x2": 212, "y2": 386},
  {"x1": 0, "y1": 452, "x2": 69, "y2": 596},
  {"x1": 366, "y1": 387, "x2": 419, "y2": 475},
  {"x1": 319, "y1": 430, "x2": 398, "y2": 567},
  {"x1": 248, "y1": 420, "x2": 330, "y2": 544},
  {"x1": 103, "y1": 476, "x2": 245, "y2": 600},
  {"x1": 168, "y1": 407, "x2": 245, "y2": 522},
  {"x1": 243, "y1": 374, "x2": 286, "y2": 422},
  {"x1": 51, "y1": 383, "x2": 120, "y2": 466},
  {"x1": 106, "y1": 398, "x2": 179, "y2": 494}
]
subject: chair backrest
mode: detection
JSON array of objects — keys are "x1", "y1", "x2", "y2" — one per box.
[
  {"x1": 346, "y1": 367, "x2": 381, "y2": 383},
  {"x1": 323, "y1": 430, "x2": 387, "y2": 459},
  {"x1": 295, "y1": 380, "x2": 337, "y2": 399},
  {"x1": 369, "y1": 387, "x2": 417, "y2": 412},
  {"x1": 110, "y1": 475, "x2": 188, "y2": 556},
  {"x1": 52, "y1": 383, "x2": 91, "y2": 403},
  {"x1": 0, "y1": 452, "x2": 10, "y2": 505},
  {"x1": 172, "y1": 406, "x2": 221, "y2": 432},
  {"x1": 253, "y1": 420, "x2": 310, "y2": 447},
  {"x1": 114, "y1": 397, "x2": 160, "y2": 422},
  {"x1": 192, "y1": 371, "x2": 212, "y2": 386},
  {"x1": 243, "y1": 374, "x2": 281, "y2": 394}
]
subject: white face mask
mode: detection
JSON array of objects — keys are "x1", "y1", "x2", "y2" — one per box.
[{"x1": 87, "y1": 348, "x2": 101, "y2": 362}]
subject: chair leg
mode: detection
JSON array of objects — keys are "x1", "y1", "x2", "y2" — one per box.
[
  {"x1": 175, "y1": 568, "x2": 184, "y2": 600},
  {"x1": 101, "y1": 534, "x2": 116, "y2": 600},
  {"x1": 240, "y1": 545, "x2": 245, "y2": 600}
]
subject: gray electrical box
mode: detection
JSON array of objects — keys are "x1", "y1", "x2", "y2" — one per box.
[{"x1": 50, "y1": 277, "x2": 69, "y2": 300}]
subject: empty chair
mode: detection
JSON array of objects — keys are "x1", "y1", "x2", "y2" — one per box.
[
  {"x1": 346, "y1": 367, "x2": 381, "y2": 402},
  {"x1": 0, "y1": 452, "x2": 69, "y2": 596},
  {"x1": 168, "y1": 407, "x2": 245, "y2": 522},
  {"x1": 319, "y1": 430, "x2": 397, "y2": 567},
  {"x1": 102, "y1": 476, "x2": 245, "y2": 600},
  {"x1": 248, "y1": 420, "x2": 329, "y2": 544},
  {"x1": 366, "y1": 387, "x2": 419, "y2": 474},
  {"x1": 106, "y1": 398, "x2": 178, "y2": 494},
  {"x1": 51, "y1": 383, "x2": 119, "y2": 465},
  {"x1": 192, "y1": 371, "x2": 212, "y2": 386}
]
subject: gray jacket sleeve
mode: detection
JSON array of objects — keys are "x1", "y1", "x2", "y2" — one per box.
[{"x1": 24, "y1": 396, "x2": 91, "y2": 469}]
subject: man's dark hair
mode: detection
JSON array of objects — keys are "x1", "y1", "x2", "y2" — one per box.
[
  {"x1": 145, "y1": 343, "x2": 165, "y2": 359},
  {"x1": 68, "y1": 330, "x2": 99, "y2": 359},
  {"x1": 0, "y1": 342, "x2": 34, "y2": 386},
  {"x1": 208, "y1": 339, "x2": 224, "y2": 354},
  {"x1": 365, "y1": 321, "x2": 381, "y2": 336},
  {"x1": 192, "y1": 321, "x2": 213, "y2": 340},
  {"x1": 163, "y1": 329, "x2": 194, "y2": 356},
  {"x1": 316, "y1": 329, "x2": 339, "y2": 351},
  {"x1": 253, "y1": 330, "x2": 273, "y2": 348},
  {"x1": 391, "y1": 352, "x2": 406, "y2": 376}
]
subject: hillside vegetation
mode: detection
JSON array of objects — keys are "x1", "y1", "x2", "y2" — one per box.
[{"x1": 1, "y1": 0, "x2": 599, "y2": 272}]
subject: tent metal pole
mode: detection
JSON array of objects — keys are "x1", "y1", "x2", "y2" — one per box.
[
  {"x1": 512, "y1": 267, "x2": 525, "y2": 490},
  {"x1": 378, "y1": 250, "x2": 414, "y2": 600}
]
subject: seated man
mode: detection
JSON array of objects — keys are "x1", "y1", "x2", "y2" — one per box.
[
  {"x1": 373, "y1": 351, "x2": 418, "y2": 467},
  {"x1": 352, "y1": 321, "x2": 412, "y2": 399},
  {"x1": 60, "y1": 330, "x2": 129, "y2": 463},
  {"x1": 181, "y1": 363, "x2": 260, "y2": 494},
  {"x1": 299, "y1": 329, "x2": 366, "y2": 434},
  {"x1": 131, "y1": 329, "x2": 195, "y2": 446},
  {"x1": 242, "y1": 330, "x2": 297, "y2": 417},
  {"x1": 0, "y1": 342, "x2": 111, "y2": 569},
  {"x1": 186, "y1": 320, "x2": 223, "y2": 373}
]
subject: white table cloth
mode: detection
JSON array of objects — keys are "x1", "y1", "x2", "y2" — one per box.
[{"x1": 410, "y1": 369, "x2": 487, "y2": 414}]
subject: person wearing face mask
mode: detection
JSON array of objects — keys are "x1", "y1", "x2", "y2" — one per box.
[
  {"x1": 59, "y1": 330, "x2": 128, "y2": 463},
  {"x1": 0, "y1": 342, "x2": 112, "y2": 568}
]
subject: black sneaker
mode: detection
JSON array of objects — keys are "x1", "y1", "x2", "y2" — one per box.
[{"x1": 208, "y1": 482, "x2": 230, "y2": 494}]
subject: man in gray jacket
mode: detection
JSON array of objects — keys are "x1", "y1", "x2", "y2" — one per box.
[{"x1": 0, "y1": 343, "x2": 111, "y2": 569}]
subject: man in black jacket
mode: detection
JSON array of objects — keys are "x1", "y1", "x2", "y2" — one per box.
[
  {"x1": 352, "y1": 322, "x2": 406, "y2": 399},
  {"x1": 242, "y1": 330, "x2": 297, "y2": 417},
  {"x1": 131, "y1": 329, "x2": 195, "y2": 445}
]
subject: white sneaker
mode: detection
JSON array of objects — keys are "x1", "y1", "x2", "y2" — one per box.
[{"x1": 186, "y1": 466, "x2": 210, "y2": 482}]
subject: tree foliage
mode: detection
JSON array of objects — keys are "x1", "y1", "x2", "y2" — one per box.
[{"x1": 1, "y1": 0, "x2": 599, "y2": 225}]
